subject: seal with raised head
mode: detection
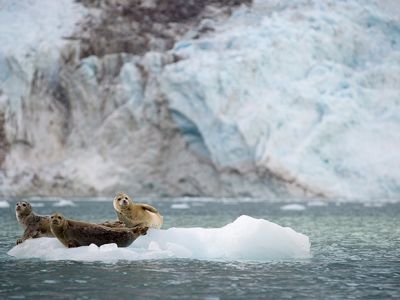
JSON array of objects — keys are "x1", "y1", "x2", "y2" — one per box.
[
  {"x1": 15, "y1": 201, "x2": 53, "y2": 244},
  {"x1": 50, "y1": 213, "x2": 148, "y2": 248},
  {"x1": 113, "y1": 192, "x2": 163, "y2": 229}
]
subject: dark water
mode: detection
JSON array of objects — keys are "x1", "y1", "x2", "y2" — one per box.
[{"x1": 0, "y1": 198, "x2": 399, "y2": 299}]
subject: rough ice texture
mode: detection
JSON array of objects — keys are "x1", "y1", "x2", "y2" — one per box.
[
  {"x1": 0, "y1": 0, "x2": 399, "y2": 200},
  {"x1": 8, "y1": 215, "x2": 311, "y2": 261}
]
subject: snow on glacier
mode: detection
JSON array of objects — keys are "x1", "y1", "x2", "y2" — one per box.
[
  {"x1": 161, "y1": 0, "x2": 400, "y2": 199},
  {"x1": 0, "y1": 0, "x2": 86, "y2": 133},
  {"x1": 0, "y1": 0, "x2": 85, "y2": 59},
  {"x1": 8, "y1": 215, "x2": 311, "y2": 262}
]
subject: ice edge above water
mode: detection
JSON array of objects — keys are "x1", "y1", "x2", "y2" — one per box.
[{"x1": 8, "y1": 215, "x2": 311, "y2": 262}]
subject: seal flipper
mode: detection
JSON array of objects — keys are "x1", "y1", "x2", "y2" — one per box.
[
  {"x1": 132, "y1": 226, "x2": 149, "y2": 236},
  {"x1": 67, "y1": 240, "x2": 80, "y2": 248},
  {"x1": 99, "y1": 220, "x2": 125, "y2": 228},
  {"x1": 16, "y1": 227, "x2": 40, "y2": 245},
  {"x1": 139, "y1": 204, "x2": 159, "y2": 213}
]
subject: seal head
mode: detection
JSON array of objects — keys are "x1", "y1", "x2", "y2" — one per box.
[
  {"x1": 51, "y1": 213, "x2": 65, "y2": 227},
  {"x1": 113, "y1": 192, "x2": 163, "y2": 229},
  {"x1": 15, "y1": 201, "x2": 32, "y2": 221},
  {"x1": 113, "y1": 192, "x2": 131, "y2": 213}
]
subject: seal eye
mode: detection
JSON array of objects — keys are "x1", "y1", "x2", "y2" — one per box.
[
  {"x1": 124, "y1": 197, "x2": 128, "y2": 200},
  {"x1": 57, "y1": 216, "x2": 62, "y2": 220},
  {"x1": 22, "y1": 204, "x2": 26, "y2": 207},
  {"x1": 117, "y1": 197, "x2": 122, "y2": 201}
]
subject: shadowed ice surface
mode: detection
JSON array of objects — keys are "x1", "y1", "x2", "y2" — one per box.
[{"x1": 0, "y1": 198, "x2": 399, "y2": 299}]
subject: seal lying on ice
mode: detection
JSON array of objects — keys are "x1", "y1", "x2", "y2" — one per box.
[
  {"x1": 50, "y1": 213, "x2": 148, "y2": 248},
  {"x1": 15, "y1": 200, "x2": 127, "y2": 245}
]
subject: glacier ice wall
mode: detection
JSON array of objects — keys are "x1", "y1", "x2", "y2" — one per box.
[
  {"x1": 161, "y1": 0, "x2": 400, "y2": 199},
  {"x1": 0, "y1": 0, "x2": 399, "y2": 200}
]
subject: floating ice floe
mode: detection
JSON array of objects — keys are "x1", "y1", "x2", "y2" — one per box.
[
  {"x1": 280, "y1": 204, "x2": 306, "y2": 211},
  {"x1": 30, "y1": 202, "x2": 45, "y2": 208},
  {"x1": 170, "y1": 203, "x2": 190, "y2": 209},
  {"x1": 8, "y1": 215, "x2": 311, "y2": 262},
  {"x1": 0, "y1": 201, "x2": 10, "y2": 208},
  {"x1": 52, "y1": 199, "x2": 76, "y2": 207}
]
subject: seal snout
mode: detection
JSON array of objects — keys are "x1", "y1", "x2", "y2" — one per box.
[
  {"x1": 114, "y1": 193, "x2": 131, "y2": 209},
  {"x1": 51, "y1": 214, "x2": 64, "y2": 226},
  {"x1": 16, "y1": 201, "x2": 29, "y2": 212}
]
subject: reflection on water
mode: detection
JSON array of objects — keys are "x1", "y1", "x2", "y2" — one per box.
[{"x1": 1, "y1": 199, "x2": 399, "y2": 299}]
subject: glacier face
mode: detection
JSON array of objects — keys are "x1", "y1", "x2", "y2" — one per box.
[
  {"x1": 0, "y1": 0, "x2": 399, "y2": 200},
  {"x1": 161, "y1": 0, "x2": 400, "y2": 199}
]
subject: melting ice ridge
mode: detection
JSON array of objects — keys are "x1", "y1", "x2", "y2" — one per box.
[{"x1": 8, "y1": 215, "x2": 310, "y2": 262}]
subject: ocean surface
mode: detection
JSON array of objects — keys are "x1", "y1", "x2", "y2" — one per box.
[{"x1": 0, "y1": 198, "x2": 399, "y2": 299}]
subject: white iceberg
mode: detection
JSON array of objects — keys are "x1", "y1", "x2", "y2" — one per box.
[
  {"x1": 0, "y1": 201, "x2": 10, "y2": 208},
  {"x1": 52, "y1": 199, "x2": 76, "y2": 207},
  {"x1": 280, "y1": 204, "x2": 306, "y2": 211},
  {"x1": 170, "y1": 203, "x2": 190, "y2": 209},
  {"x1": 8, "y1": 215, "x2": 311, "y2": 262}
]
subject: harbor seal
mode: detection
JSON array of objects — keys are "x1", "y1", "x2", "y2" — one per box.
[
  {"x1": 15, "y1": 201, "x2": 53, "y2": 244},
  {"x1": 113, "y1": 193, "x2": 163, "y2": 229},
  {"x1": 15, "y1": 200, "x2": 126, "y2": 245},
  {"x1": 50, "y1": 213, "x2": 148, "y2": 248}
]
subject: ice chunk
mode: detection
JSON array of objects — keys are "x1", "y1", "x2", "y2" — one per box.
[
  {"x1": 280, "y1": 204, "x2": 306, "y2": 211},
  {"x1": 8, "y1": 215, "x2": 311, "y2": 262},
  {"x1": 52, "y1": 199, "x2": 76, "y2": 207},
  {"x1": 170, "y1": 203, "x2": 190, "y2": 209},
  {"x1": 0, "y1": 201, "x2": 10, "y2": 208}
]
